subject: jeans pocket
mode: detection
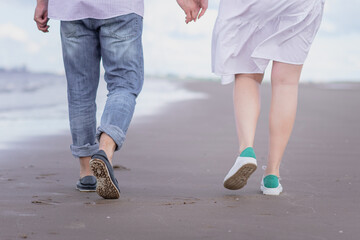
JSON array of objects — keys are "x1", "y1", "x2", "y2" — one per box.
[
  {"x1": 102, "y1": 13, "x2": 143, "y2": 41},
  {"x1": 60, "y1": 21, "x2": 81, "y2": 38}
]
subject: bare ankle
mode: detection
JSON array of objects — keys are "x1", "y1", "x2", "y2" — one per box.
[
  {"x1": 99, "y1": 147, "x2": 114, "y2": 165},
  {"x1": 99, "y1": 133, "x2": 116, "y2": 164},
  {"x1": 265, "y1": 167, "x2": 280, "y2": 177},
  {"x1": 239, "y1": 145, "x2": 253, "y2": 155},
  {"x1": 79, "y1": 156, "x2": 93, "y2": 178}
]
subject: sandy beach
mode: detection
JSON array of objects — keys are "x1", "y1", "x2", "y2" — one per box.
[{"x1": 1, "y1": 80, "x2": 359, "y2": 240}]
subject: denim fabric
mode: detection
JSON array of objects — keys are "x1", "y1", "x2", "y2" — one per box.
[{"x1": 60, "y1": 13, "x2": 144, "y2": 158}]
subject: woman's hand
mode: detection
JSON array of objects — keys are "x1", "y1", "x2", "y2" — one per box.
[{"x1": 177, "y1": 0, "x2": 208, "y2": 24}]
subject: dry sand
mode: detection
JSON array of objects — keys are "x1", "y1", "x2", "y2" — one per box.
[{"x1": 1, "y1": 81, "x2": 359, "y2": 240}]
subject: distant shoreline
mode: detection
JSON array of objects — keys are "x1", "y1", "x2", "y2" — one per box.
[{"x1": 1, "y1": 67, "x2": 360, "y2": 83}]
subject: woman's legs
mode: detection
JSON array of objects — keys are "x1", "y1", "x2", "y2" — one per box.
[
  {"x1": 234, "y1": 74, "x2": 264, "y2": 154},
  {"x1": 266, "y1": 61, "x2": 303, "y2": 177},
  {"x1": 223, "y1": 73, "x2": 263, "y2": 190}
]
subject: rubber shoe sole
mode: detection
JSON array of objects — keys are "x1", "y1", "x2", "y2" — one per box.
[
  {"x1": 223, "y1": 157, "x2": 257, "y2": 190},
  {"x1": 261, "y1": 185, "x2": 283, "y2": 195},
  {"x1": 76, "y1": 187, "x2": 96, "y2": 192},
  {"x1": 90, "y1": 158, "x2": 120, "y2": 199}
]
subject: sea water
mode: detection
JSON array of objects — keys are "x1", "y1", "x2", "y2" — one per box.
[{"x1": 0, "y1": 70, "x2": 207, "y2": 149}]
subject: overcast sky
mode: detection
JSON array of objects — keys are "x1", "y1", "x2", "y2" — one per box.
[{"x1": 0, "y1": 0, "x2": 359, "y2": 81}]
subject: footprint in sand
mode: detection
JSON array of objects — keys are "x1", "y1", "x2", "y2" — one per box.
[
  {"x1": 113, "y1": 164, "x2": 130, "y2": 171},
  {"x1": 161, "y1": 197, "x2": 199, "y2": 206},
  {"x1": 31, "y1": 197, "x2": 60, "y2": 206},
  {"x1": 35, "y1": 173, "x2": 57, "y2": 180}
]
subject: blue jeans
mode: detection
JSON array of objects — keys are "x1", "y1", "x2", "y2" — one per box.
[{"x1": 60, "y1": 14, "x2": 144, "y2": 158}]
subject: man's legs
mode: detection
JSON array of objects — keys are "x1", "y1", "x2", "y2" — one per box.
[
  {"x1": 89, "y1": 14, "x2": 144, "y2": 199},
  {"x1": 96, "y1": 13, "x2": 144, "y2": 162},
  {"x1": 60, "y1": 20, "x2": 101, "y2": 178}
]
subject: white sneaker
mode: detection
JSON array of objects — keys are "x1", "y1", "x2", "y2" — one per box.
[
  {"x1": 223, "y1": 156, "x2": 257, "y2": 190},
  {"x1": 260, "y1": 175, "x2": 283, "y2": 195}
]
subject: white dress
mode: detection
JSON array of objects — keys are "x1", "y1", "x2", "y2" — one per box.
[{"x1": 212, "y1": 0, "x2": 325, "y2": 84}]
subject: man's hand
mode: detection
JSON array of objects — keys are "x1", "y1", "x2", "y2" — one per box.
[
  {"x1": 34, "y1": 0, "x2": 50, "y2": 32},
  {"x1": 177, "y1": 0, "x2": 208, "y2": 24}
]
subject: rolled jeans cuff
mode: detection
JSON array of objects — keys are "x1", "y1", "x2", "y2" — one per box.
[
  {"x1": 96, "y1": 125, "x2": 126, "y2": 151},
  {"x1": 70, "y1": 143, "x2": 99, "y2": 158}
]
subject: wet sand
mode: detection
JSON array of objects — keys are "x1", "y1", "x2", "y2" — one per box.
[{"x1": 1, "y1": 81, "x2": 359, "y2": 240}]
